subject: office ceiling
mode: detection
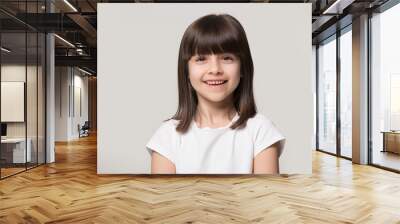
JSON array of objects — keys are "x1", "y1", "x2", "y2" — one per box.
[{"x1": 0, "y1": 0, "x2": 393, "y2": 75}]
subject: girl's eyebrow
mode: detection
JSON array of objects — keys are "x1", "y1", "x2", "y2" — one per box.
[
  {"x1": 217, "y1": 52, "x2": 234, "y2": 56},
  {"x1": 192, "y1": 53, "x2": 237, "y2": 57},
  {"x1": 192, "y1": 54, "x2": 204, "y2": 58},
  {"x1": 221, "y1": 53, "x2": 238, "y2": 58}
]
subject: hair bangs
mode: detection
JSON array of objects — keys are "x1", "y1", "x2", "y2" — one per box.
[{"x1": 191, "y1": 30, "x2": 240, "y2": 57}]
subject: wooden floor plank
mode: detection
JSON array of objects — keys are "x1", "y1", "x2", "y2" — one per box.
[{"x1": 0, "y1": 133, "x2": 399, "y2": 223}]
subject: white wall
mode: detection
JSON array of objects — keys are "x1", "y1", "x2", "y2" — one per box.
[
  {"x1": 55, "y1": 67, "x2": 69, "y2": 141},
  {"x1": 72, "y1": 72, "x2": 89, "y2": 138},
  {"x1": 55, "y1": 67, "x2": 89, "y2": 141},
  {"x1": 98, "y1": 3, "x2": 313, "y2": 174}
]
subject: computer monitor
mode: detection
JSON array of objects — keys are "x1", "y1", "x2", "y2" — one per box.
[{"x1": 1, "y1": 123, "x2": 7, "y2": 137}]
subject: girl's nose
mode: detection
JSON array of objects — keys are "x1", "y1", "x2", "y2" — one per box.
[{"x1": 208, "y1": 56, "x2": 223, "y2": 75}]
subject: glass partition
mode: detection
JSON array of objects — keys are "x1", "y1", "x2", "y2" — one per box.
[
  {"x1": 38, "y1": 32, "x2": 45, "y2": 165},
  {"x1": 0, "y1": 1, "x2": 46, "y2": 179},
  {"x1": 0, "y1": 31, "x2": 28, "y2": 177},
  {"x1": 27, "y1": 31, "x2": 38, "y2": 170}
]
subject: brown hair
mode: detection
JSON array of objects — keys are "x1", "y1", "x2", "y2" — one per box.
[{"x1": 170, "y1": 14, "x2": 257, "y2": 133}]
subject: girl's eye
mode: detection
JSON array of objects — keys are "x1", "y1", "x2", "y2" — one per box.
[
  {"x1": 222, "y1": 55, "x2": 236, "y2": 61},
  {"x1": 195, "y1": 56, "x2": 206, "y2": 62}
]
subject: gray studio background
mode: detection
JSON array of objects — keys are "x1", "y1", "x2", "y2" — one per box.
[{"x1": 97, "y1": 3, "x2": 313, "y2": 174}]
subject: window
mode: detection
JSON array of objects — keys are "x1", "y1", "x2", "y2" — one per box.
[
  {"x1": 317, "y1": 36, "x2": 337, "y2": 154},
  {"x1": 339, "y1": 28, "x2": 352, "y2": 158},
  {"x1": 371, "y1": 2, "x2": 400, "y2": 171}
]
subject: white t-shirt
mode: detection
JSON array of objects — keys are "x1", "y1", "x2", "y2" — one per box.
[{"x1": 146, "y1": 113, "x2": 285, "y2": 174}]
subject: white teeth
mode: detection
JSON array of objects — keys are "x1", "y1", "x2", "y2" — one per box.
[{"x1": 206, "y1": 80, "x2": 226, "y2": 85}]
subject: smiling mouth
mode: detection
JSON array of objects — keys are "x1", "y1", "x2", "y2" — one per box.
[{"x1": 204, "y1": 80, "x2": 228, "y2": 86}]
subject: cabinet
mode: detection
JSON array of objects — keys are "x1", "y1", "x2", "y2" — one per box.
[
  {"x1": 0, "y1": 138, "x2": 32, "y2": 165},
  {"x1": 382, "y1": 131, "x2": 400, "y2": 154}
]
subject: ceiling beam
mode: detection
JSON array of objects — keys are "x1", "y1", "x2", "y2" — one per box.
[
  {"x1": 322, "y1": 0, "x2": 355, "y2": 14},
  {"x1": 67, "y1": 13, "x2": 97, "y2": 41},
  {"x1": 55, "y1": 55, "x2": 96, "y2": 69}
]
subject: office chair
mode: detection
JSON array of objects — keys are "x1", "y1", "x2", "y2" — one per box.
[{"x1": 79, "y1": 121, "x2": 90, "y2": 138}]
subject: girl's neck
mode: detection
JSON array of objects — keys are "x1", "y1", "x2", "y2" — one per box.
[{"x1": 194, "y1": 98, "x2": 237, "y2": 128}]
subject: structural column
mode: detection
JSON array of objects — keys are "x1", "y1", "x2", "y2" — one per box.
[
  {"x1": 352, "y1": 14, "x2": 369, "y2": 164},
  {"x1": 46, "y1": 1, "x2": 55, "y2": 163}
]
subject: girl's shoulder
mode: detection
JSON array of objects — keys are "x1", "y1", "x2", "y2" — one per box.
[
  {"x1": 149, "y1": 118, "x2": 180, "y2": 142},
  {"x1": 245, "y1": 113, "x2": 274, "y2": 128},
  {"x1": 158, "y1": 118, "x2": 179, "y2": 130},
  {"x1": 243, "y1": 113, "x2": 283, "y2": 138}
]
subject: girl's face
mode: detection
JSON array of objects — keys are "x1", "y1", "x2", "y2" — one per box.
[{"x1": 188, "y1": 53, "x2": 241, "y2": 104}]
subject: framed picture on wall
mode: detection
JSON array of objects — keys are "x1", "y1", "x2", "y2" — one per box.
[{"x1": 1, "y1": 81, "x2": 25, "y2": 122}]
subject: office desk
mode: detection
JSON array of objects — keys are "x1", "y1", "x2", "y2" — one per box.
[
  {"x1": 1, "y1": 138, "x2": 32, "y2": 163},
  {"x1": 381, "y1": 131, "x2": 400, "y2": 154}
]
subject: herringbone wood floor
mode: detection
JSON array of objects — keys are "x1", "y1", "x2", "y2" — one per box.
[{"x1": 0, "y1": 133, "x2": 399, "y2": 223}]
